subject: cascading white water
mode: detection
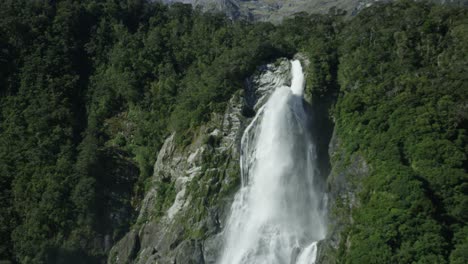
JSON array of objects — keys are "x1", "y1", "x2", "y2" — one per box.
[{"x1": 218, "y1": 60, "x2": 326, "y2": 264}]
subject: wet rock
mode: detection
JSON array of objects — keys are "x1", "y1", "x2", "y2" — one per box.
[
  {"x1": 317, "y1": 129, "x2": 370, "y2": 263},
  {"x1": 175, "y1": 240, "x2": 204, "y2": 264},
  {"x1": 108, "y1": 231, "x2": 140, "y2": 264}
]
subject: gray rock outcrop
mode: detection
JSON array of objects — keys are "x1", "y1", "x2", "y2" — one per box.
[
  {"x1": 160, "y1": 0, "x2": 468, "y2": 22},
  {"x1": 108, "y1": 59, "x2": 293, "y2": 264}
]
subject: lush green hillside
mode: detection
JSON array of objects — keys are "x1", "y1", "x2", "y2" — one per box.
[
  {"x1": 0, "y1": 0, "x2": 466, "y2": 263},
  {"x1": 0, "y1": 0, "x2": 289, "y2": 262},
  {"x1": 333, "y1": 2, "x2": 468, "y2": 262}
]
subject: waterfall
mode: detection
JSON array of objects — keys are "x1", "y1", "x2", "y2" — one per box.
[{"x1": 218, "y1": 60, "x2": 326, "y2": 264}]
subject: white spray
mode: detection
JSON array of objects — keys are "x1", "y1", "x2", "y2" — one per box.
[{"x1": 218, "y1": 60, "x2": 326, "y2": 264}]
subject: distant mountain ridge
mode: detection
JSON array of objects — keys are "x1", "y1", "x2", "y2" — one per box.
[{"x1": 160, "y1": 0, "x2": 468, "y2": 22}]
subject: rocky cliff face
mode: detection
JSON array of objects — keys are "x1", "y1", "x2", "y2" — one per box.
[
  {"x1": 107, "y1": 56, "x2": 375, "y2": 264},
  {"x1": 108, "y1": 59, "x2": 292, "y2": 264},
  {"x1": 162, "y1": 0, "x2": 365, "y2": 21},
  {"x1": 107, "y1": 55, "x2": 378, "y2": 264},
  {"x1": 316, "y1": 130, "x2": 370, "y2": 263},
  {"x1": 160, "y1": 0, "x2": 467, "y2": 22}
]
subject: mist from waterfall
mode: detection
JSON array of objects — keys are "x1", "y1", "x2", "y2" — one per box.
[{"x1": 217, "y1": 60, "x2": 327, "y2": 264}]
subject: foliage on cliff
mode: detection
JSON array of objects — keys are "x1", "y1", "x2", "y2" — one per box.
[
  {"x1": 333, "y1": 1, "x2": 467, "y2": 263},
  {"x1": 0, "y1": 0, "x2": 466, "y2": 263}
]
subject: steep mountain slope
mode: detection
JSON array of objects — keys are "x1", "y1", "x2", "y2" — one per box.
[
  {"x1": 162, "y1": 0, "x2": 468, "y2": 21},
  {"x1": 162, "y1": 0, "x2": 370, "y2": 21},
  {"x1": 319, "y1": 2, "x2": 468, "y2": 263}
]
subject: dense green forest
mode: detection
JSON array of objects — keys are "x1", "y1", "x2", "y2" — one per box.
[
  {"x1": 0, "y1": 0, "x2": 466, "y2": 263},
  {"x1": 333, "y1": 2, "x2": 468, "y2": 263}
]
